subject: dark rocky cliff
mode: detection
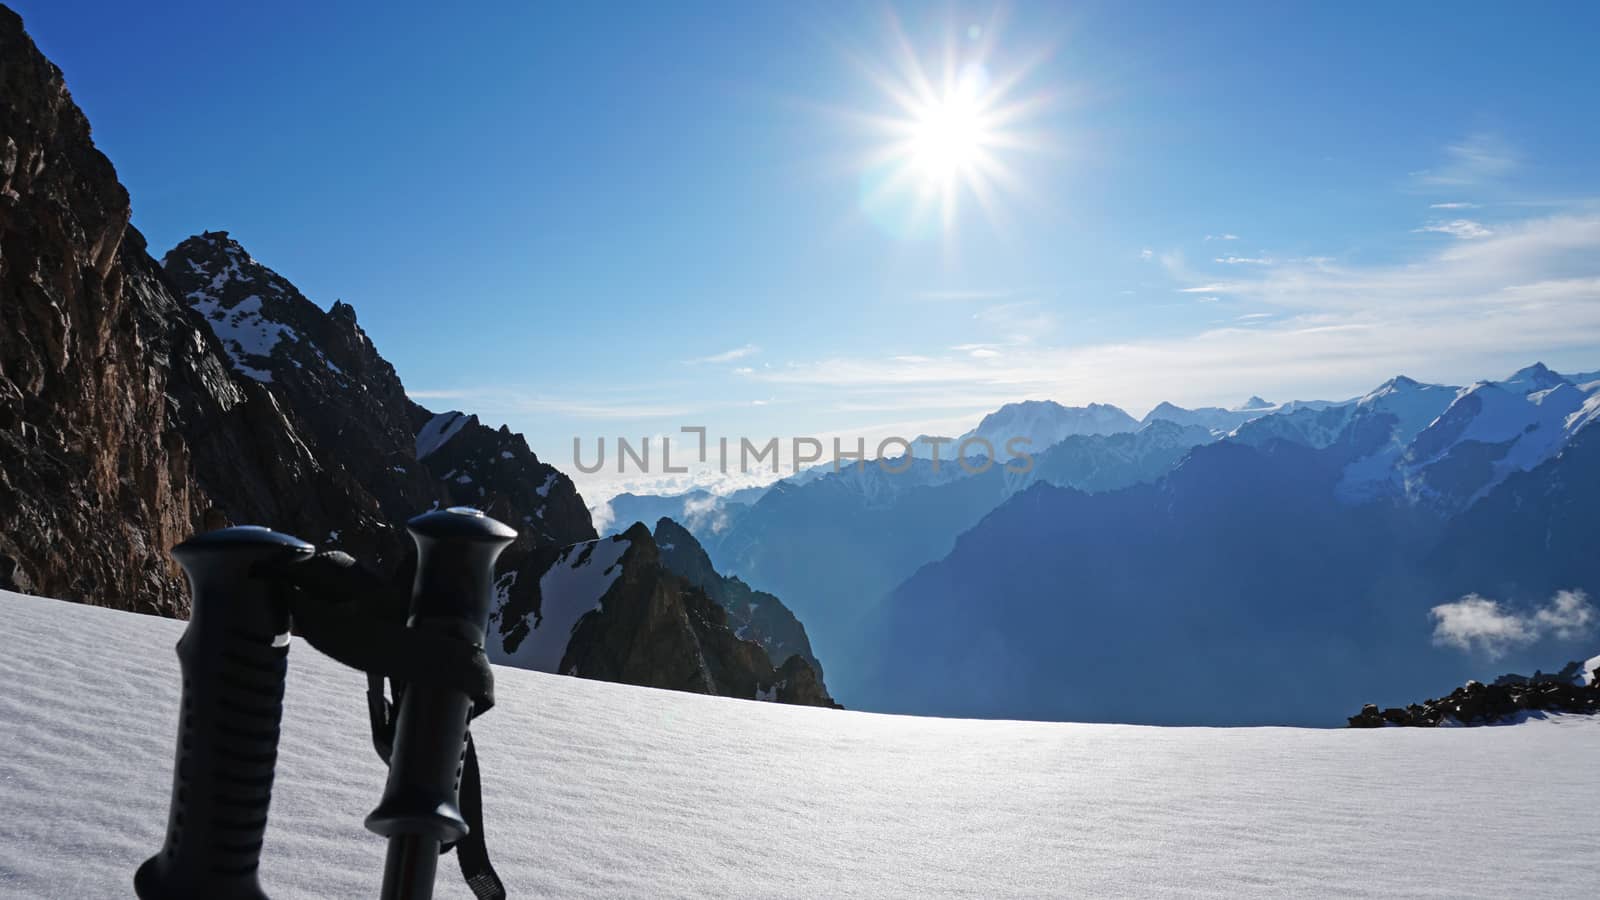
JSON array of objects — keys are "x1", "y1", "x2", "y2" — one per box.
[{"x1": 2, "y1": 7, "x2": 219, "y2": 612}]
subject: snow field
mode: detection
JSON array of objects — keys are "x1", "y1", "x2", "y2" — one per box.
[{"x1": 2, "y1": 591, "x2": 1597, "y2": 899}]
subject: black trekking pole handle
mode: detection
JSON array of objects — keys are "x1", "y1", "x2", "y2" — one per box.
[
  {"x1": 366, "y1": 507, "x2": 516, "y2": 900},
  {"x1": 135, "y1": 526, "x2": 314, "y2": 900}
]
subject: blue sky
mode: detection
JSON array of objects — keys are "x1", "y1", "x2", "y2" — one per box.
[{"x1": 17, "y1": 1, "x2": 1600, "y2": 496}]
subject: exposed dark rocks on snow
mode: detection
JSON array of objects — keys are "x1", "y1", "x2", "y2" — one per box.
[{"x1": 1348, "y1": 662, "x2": 1600, "y2": 727}]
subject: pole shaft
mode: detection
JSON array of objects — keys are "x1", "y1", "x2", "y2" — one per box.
[{"x1": 380, "y1": 835, "x2": 440, "y2": 900}]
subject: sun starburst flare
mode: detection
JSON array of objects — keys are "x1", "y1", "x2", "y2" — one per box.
[{"x1": 853, "y1": 15, "x2": 1053, "y2": 239}]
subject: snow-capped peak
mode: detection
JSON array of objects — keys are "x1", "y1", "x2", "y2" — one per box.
[
  {"x1": 1239, "y1": 395, "x2": 1273, "y2": 411},
  {"x1": 1500, "y1": 362, "x2": 1568, "y2": 395},
  {"x1": 960, "y1": 400, "x2": 1139, "y2": 453},
  {"x1": 163, "y1": 231, "x2": 352, "y2": 385},
  {"x1": 1361, "y1": 375, "x2": 1421, "y2": 401}
]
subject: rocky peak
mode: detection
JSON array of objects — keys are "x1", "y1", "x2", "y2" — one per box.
[
  {"x1": 163, "y1": 230, "x2": 392, "y2": 390},
  {"x1": 652, "y1": 517, "x2": 826, "y2": 681},
  {"x1": 163, "y1": 232, "x2": 450, "y2": 548},
  {"x1": 409, "y1": 401, "x2": 595, "y2": 553},
  {"x1": 490, "y1": 519, "x2": 837, "y2": 708},
  {"x1": 1369, "y1": 375, "x2": 1420, "y2": 396}
]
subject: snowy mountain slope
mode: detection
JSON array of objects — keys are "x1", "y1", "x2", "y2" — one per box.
[
  {"x1": 1226, "y1": 376, "x2": 1455, "y2": 456},
  {"x1": 1137, "y1": 395, "x2": 1342, "y2": 435},
  {"x1": 4, "y1": 591, "x2": 1599, "y2": 900},
  {"x1": 1140, "y1": 400, "x2": 1264, "y2": 434},
  {"x1": 1331, "y1": 376, "x2": 1463, "y2": 501},
  {"x1": 1402, "y1": 364, "x2": 1600, "y2": 510},
  {"x1": 1211, "y1": 365, "x2": 1599, "y2": 510},
  {"x1": 1010, "y1": 419, "x2": 1215, "y2": 494}
]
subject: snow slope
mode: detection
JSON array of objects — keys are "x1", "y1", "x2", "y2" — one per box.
[
  {"x1": 3, "y1": 591, "x2": 1598, "y2": 900},
  {"x1": 488, "y1": 535, "x2": 631, "y2": 672}
]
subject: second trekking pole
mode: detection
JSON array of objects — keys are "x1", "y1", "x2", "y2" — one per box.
[{"x1": 364, "y1": 507, "x2": 516, "y2": 900}]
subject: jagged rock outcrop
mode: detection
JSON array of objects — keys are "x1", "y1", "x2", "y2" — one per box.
[
  {"x1": 489, "y1": 523, "x2": 838, "y2": 708},
  {"x1": 407, "y1": 405, "x2": 594, "y2": 564},
  {"x1": 162, "y1": 233, "x2": 598, "y2": 578},
  {"x1": 1348, "y1": 662, "x2": 1600, "y2": 727},
  {"x1": 652, "y1": 516, "x2": 824, "y2": 680}
]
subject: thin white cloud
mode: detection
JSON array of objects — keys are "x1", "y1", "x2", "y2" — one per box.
[
  {"x1": 951, "y1": 343, "x2": 1004, "y2": 359},
  {"x1": 684, "y1": 344, "x2": 759, "y2": 365},
  {"x1": 742, "y1": 213, "x2": 1600, "y2": 411},
  {"x1": 1205, "y1": 233, "x2": 1240, "y2": 241},
  {"x1": 1215, "y1": 256, "x2": 1274, "y2": 265},
  {"x1": 1414, "y1": 133, "x2": 1517, "y2": 187},
  {"x1": 1414, "y1": 219, "x2": 1493, "y2": 240},
  {"x1": 1431, "y1": 590, "x2": 1596, "y2": 659},
  {"x1": 972, "y1": 301, "x2": 1057, "y2": 343},
  {"x1": 1140, "y1": 248, "x2": 1154, "y2": 260},
  {"x1": 1431, "y1": 202, "x2": 1480, "y2": 210}
]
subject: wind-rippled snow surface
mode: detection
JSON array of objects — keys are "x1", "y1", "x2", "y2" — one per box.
[{"x1": 2, "y1": 591, "x2": 1597, "y2": 899}]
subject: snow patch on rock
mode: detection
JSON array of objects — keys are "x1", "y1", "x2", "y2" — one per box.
[
  {"x1": 415, "y1": 411, "x2": 470, "y2": 460},
  {"x1": 490, "y1": 537, "x2": 631, "y2": 672}
]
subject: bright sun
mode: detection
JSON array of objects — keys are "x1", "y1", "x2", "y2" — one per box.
[
  {"x1": 853, "y1": 21, "x2": 1048, "y2": 238},
  {"x1": 909, "y1": 91, "x2": 987, "y2": 180}
]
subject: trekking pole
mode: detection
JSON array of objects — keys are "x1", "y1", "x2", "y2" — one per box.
[
  {"x1": 135, "y1": 526, "x2": 315, "y2": 900},
  {"x1": 365, "y1": 507, "x2": 516, "y2": 900}
]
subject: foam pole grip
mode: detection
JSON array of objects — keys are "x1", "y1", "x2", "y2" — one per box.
[
  {"x1": 135, "y1": 526, "x2": 314, "y2": 900},
  {"x1": 366, "y1": 507, "x2": 515, "y2": 900}
]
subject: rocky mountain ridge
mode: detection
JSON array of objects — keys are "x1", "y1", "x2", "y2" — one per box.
[
  {"x1": 489, "y1": 522, "x2": 838, "y2": 707},
  {"x1": 0, "y1": 7, "x2": 832, "y2": 709}
]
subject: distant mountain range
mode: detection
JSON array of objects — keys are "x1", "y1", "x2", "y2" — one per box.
[
  {"x1": 605, "y1": 364, "x2": 1600, "y2": 723},
  {"x1": 852, "y1": 364, "x2": 1600, "y2": 724}
]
